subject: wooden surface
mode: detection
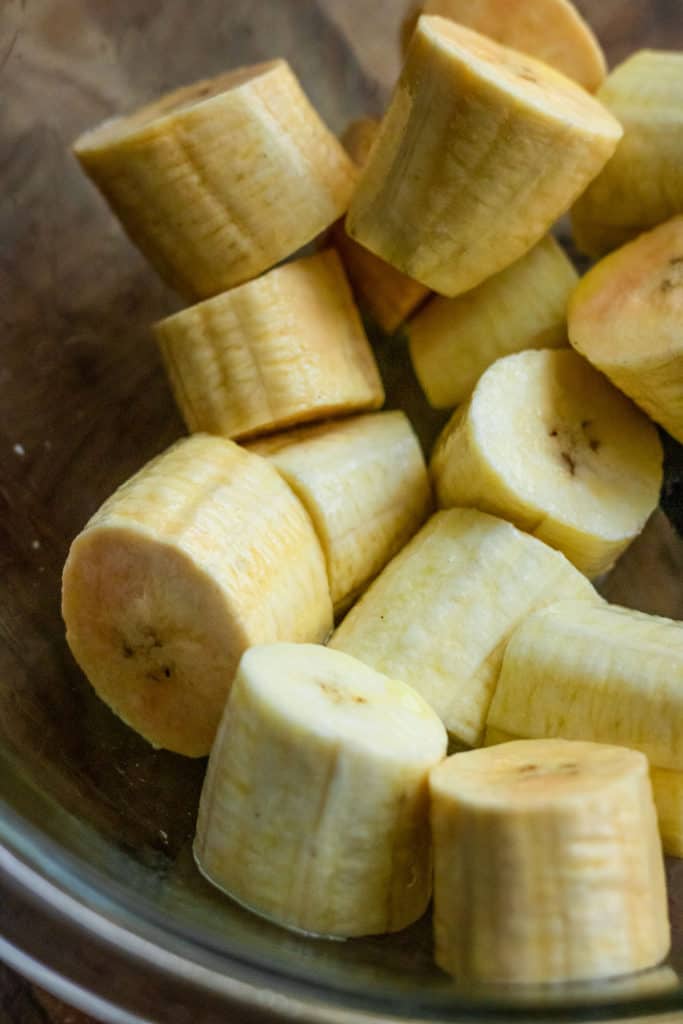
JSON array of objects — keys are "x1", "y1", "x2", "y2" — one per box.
[{"x1": 2, "y1": 1, "x2": 683, "y2": 1022}]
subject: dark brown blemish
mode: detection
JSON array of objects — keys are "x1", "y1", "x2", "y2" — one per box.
[
  {"x1": 660, "y1": 257, "x2": 683, "y2": 292},
  {"x1": 517, "y1": 66, "x2": 538, "y2": 83},
  {"x1": 561, "y1": 451, "x2": 576, "y2": 475},
  {"x1": 146, "y1": 665, "x2": 172, "y2": 683},
  {"x1": 518, "y1": 761, "x2": 578, "y2": 778},
  {"x1": 122, "y1": 643, "x2": 134, "y2": 659},
  {"x1": 590, "y1": 439, "x2": 601, "y2": 453},
  {"x1": 320, "y1": 681, "x2": 366, "y2": 704},
  {"x1": 320, "y1": 682, "x2": 344, "y2": 704}
]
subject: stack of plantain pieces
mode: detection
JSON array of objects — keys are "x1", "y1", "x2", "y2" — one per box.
[{"x1": 63, "y1": 0, "x2": 683, "y2": 977}]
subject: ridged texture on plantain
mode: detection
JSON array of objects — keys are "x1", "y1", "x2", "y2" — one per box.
[
  {"x1": 247, "y1": 411, "x2": 431, "y2": 615},
  {"x1": 430, "y1": 349, "x2": 663, "y2": 577},
  {"x1": 346, "y1": 17, "x2": 622, "y2": 298},
  {"x1": 568, "y1": 216, "x2": 683, "y2": 444},
  {"x1": 408, "y1": 236, "x2": 577, "y2": 409},
  {"x1": 487, "y1": 599, "x2": 683, "y2": 857},
  {"x1": 488, "y1": 601, "x2": 683, "y2": 772},
  {"x1": 487, "y1": 728, "x2": 683, "y2": 860},
  {"x1": 430, "y1": 739, "x2": 670, "y2": 984},
  {"x1": 406, "y1": 0, "x2": 607, "y2": 92},
  {"x1": 331, "y1": 119, "x2": 431, "y2": 333},
  {"x1": 73, "y1": 61, "x2": 357, "y2": 299},
  {"x1": 194, "y1": 643, "x2": 447, "y2": 937},
  {"x1": 154, "y1": 250, "x2": 384, "y2": 441},
  {"x1": 61, "y1": 436, "x2": 332, "y2": 757},
  {"x1": 330, "y1": 509, "x2": 595, "y2": 747},
  {"x1": 572, "y1": 51, "x2": 683, "y2": 258}
]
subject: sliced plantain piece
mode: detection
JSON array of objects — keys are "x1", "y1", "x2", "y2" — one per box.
[
  {"x1": 154, "y1": 250, "x2": 384, "y2": 442},
  {"x1": 247, "y1": 411, "x2": 431, "y2": 615},
  {"x1": 487, "y1": 600, "x2": 683, "y2": 857},
  {"x1": 572, "y1": 50, "x2": 683, "y2": 258},
  {"x1": 430, "y1": 739, "x2": 669, "y2": 984},
  {"x1": 408, "y1": 235, "x2": 577, "y2": 409},
  {"x1": 488, "y1": 600, "x2": 683, "y2": 772},
  {"x1": 74, "y1": 61, "x2": 357, "y2": 299},
  {"x1": 346, "y1": 16, "x2": 622, "y2": 298},
  {"x1": 61, "y1": 436, "x2": 333, "y2": 757},
  {"x1": 568, "y1": 216, "x2": 683, "y2": 444},
  {"x1": 430, "y1": 348, "x2": 663, "y2": 577},
  {"x1": 194, "y1": 643, "x2": 447, "y2": 938},
  {"x1": 402, "y1": 0, "x2": 607, "y2": 92},
  {"x1": 486, "y1": 728, "x2": 683, "y2": 860},
  {"x1": 330, "y1": 508, "x2": 595, "y2": 747},
  {"x1": 331, "y1": 119, "x2": 431, "y2": 333}
]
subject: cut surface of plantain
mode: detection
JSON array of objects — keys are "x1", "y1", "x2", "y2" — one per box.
[
  {"x1": 61, "y1": 436, "x2": 332, "y2": 757},
  {"x1": 331, "y1": 119, "x2": 431, "y2": 333},
  {"x1": 247, "y1": 411, "x2": 431, "y2": 615},
  {"x1": 73, "y1": 61, "x2": 357, "y2": 299},
  {"x1": 408, "y1": 235, "x2": 577, "y2": 409},
  {"x1": 569, "y1": 216, "x2": 683, "y2": 444},
  {"x1": 346, "y1": 16, "x2": 622, "y2": 298},
  {"x1": 194, "y1": 643, "x2": 447, "y2": 938},
  {"x1": 572, "y1": 51, "x2": 683, "y2": 258},
  {"x1": 430, "y1": 348, "x2": 663, "y2": 577},
  {"x1": 403, "y1": 0, "x2": 606, "y2": 92},
  {"x1": 430, "y1": 739, "x2": 669, "y2": 984},
  {"x1": 330, "y1": 509, "x2": 595, "y2": 748},
  {"x1": 154, "y1": 250, "x2": 384, "y2": 441}
]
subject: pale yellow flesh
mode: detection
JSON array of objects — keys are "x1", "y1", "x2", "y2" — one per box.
[
  {"x1": 330, "y1": 508, "x2": 595, "y2": 747},
  {"x1": 572, "y1": 51, "x2": 683, "y2": 258},
  {"x1": 62, "y1": 436, "x2": 332, "y2": 757},
  {"x1": 247, "y1": 411, "x2": 431, "y2": 614},
  {"x1": 341, "y1": 119, "x2": 381, "y2": 168},
  {"x1": 430, "y1": 739, "x2": 669, "y2": 984},
  {"x1": 408, "y1": 235, "x2": 576, "y2": 408},
  {"x1": 346, "y1": 16, "x2": 622, "y2": 298},
  {"x1": 74, "y1": 61, "x2": 357, "y2": 299},
  {"x1": 332, "y1": 225, "x2": 431, "y2": 334},
  {"x1": 486, "y1": 729, "x2": 683, "y2": 860},
  {"x1": 651, "y1": 767, "x2": 683, "y2": 859},
  {"x1": 407, "y1": 0, "x2": 607, "y2": 92},
  {"x1": 194, "y1": 643, "x2": 446, "y2": 937},
  {"x1": 332, "y1": 119, "x2": 431, "y2": 334},
  {"x1": 430, "y1": 348, "x2": 663, "y2": 577},
  {"x1": 569, "y1": 216, "x2": 683, "y2": 444},
  {"x1": 488, "y1": 600, "x2": 683, "y2": 772},
  {"x1": 155, "y1": 250, "x2": 384, "y2": 441}
]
